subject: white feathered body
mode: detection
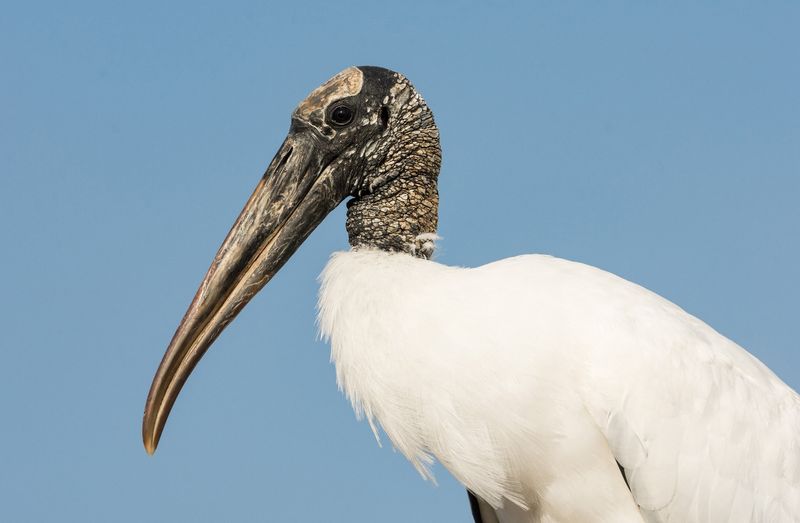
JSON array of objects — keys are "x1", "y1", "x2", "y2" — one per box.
[{"x1": 318, "y1": 250, "x2": 800, "y2": 523}]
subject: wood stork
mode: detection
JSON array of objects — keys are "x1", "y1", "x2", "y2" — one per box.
[{"x1": 143, "y1": 66, "x2": 800, "y2": 522}]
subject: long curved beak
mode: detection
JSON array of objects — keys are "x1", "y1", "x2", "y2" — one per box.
[{"x1": 143, "y1": 128, "x2": 345, "y2": 454}]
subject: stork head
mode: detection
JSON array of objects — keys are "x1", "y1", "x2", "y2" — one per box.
[{"x1": 142, "y1": 66, "x2": 441, "y2": 454}]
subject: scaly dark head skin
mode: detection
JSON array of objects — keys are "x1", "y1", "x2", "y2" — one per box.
[{"x1": 142, "y1": 66, "x2": 441, "y2": 454}]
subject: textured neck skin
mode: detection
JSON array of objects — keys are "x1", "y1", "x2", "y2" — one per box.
[{"x1": 345, "y1": 75, "x2": 441, "y2": 259}]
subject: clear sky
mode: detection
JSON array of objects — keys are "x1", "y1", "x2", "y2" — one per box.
[{"x1": 1, "y1": 2, "x2": 798, "y2": 522}]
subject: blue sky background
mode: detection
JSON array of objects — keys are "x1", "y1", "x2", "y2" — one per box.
[{"x1": 1, "y1": 2, "x2": 798, "y2": 521}]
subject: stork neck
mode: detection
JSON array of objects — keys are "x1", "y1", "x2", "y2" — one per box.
[
  {"x1": 346, "y1": 172, "x2": 439, "y2": 259},
  {"x1": 346, "y1": 77, "x2": 441, "y2": 259}
]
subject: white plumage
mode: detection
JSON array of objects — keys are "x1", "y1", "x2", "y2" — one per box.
[{"x1": 319, "y1": 249, "x2": 800, "y2": 523}]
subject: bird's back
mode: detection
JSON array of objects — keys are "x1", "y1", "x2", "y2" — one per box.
[{"x1": 552, "y1": 256, "x2": 800, "y2": 522}]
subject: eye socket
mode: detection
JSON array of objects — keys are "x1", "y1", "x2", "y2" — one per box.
[{"x1": 329, "y1": 105, "x2": 354, "y2": 126}]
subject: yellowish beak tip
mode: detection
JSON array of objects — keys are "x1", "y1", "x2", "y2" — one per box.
[{"x1": 143, "y1": 433, "x2": 158, "y2": 455}]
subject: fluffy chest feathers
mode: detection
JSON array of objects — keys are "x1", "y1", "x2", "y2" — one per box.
[
  {"x1": 318, "y1": 250, "x2": 629, "y2": 513},
  {"x1": 319, "y1": 250, "x2": 551, "y2": 508},
  {"x1": 317, "y1": 250, "x2": 800, "y2": 522}
]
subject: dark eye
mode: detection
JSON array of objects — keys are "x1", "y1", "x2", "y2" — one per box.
[{"x1": 329, "y1": 105, "x2": 354, "y2": 126}]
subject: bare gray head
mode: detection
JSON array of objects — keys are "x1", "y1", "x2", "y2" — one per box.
[
  {"x1": 293, "y1": 66, "x2": 441, "y2": 258},
  {"x1": 143, "y1": 66, "x2": 442, "y2": 454}
]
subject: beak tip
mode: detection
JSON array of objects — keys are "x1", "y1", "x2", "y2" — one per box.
[{"x1": 142, "y1": 420, "x2": 160, "y2": 455}]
